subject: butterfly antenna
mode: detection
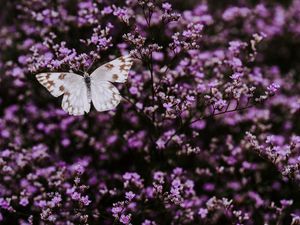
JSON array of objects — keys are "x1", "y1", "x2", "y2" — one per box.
[
  {"x1": 77, "y1": 68, "x2": 85, "y2": 74},
  {"x1": 72, "y1": 63, "x2": 84, "y2": 74},
  {"x1": 86, "y1": 56, "x2": 97, "y2": 73}
]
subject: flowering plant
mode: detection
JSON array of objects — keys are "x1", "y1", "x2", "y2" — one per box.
[{"x1": 1, "y1": 0, "x2": 300, "y2": 224}]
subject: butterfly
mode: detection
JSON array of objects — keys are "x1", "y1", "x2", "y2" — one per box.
[{"x1": 36, "y1": 55, "x2": 133, "y2": 116}]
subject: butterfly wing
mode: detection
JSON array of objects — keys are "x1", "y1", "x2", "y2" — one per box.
[
  {"x1": 89, "y1": 55, "x2": 133, "y2": 112},
  {"x1": 36, "y1": 73, "x2": 90, "y2": 116},
  {"x1": 36, "y1": 72, "x2": 74, "y2": 97},
  {"x1": 61, "y1": 78, "x2": 91, "y2": 116},
  {"x1": 90, "y1": 80, "x2": 122, "y2": 112},
  {"x1": 90, "y1": 55, "x2": 133, "y2": 83}
]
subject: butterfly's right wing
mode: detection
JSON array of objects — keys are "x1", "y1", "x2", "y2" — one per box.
[
  {"x1": 90, "y1": 80, "x2": 122, "y2": 112},
  {"x1": 90, "y1": 55, "x2": 133, "y2": 83},
  {"x1": 89, "y1": 55, "x2": 133, "y2": 112},
  {"x1": 36, "y1": 73, "x2": 90, "y2": 116}
]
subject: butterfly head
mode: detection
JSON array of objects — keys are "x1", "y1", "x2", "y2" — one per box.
[{"x1": 83, "y1": 72, "x2": 89, "y2": 77}]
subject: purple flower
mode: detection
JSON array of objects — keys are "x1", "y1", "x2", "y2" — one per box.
[
  {"x1": 112, "y1": 204, "x2": 123, "y2": 216},
  {"x1": 267, "y1": 83, "x2": 280, "y2": 95},
  {"x1": 129, "y1": 87, "x2": 139, "y2": 95},
  {"x1": 81, "y1": 196, "x2": 91, "y2": 206},
  {"x1": 19, "y1": 198, "x2": 29, "y2": 206},
  {"x1": 162, "y1": 3, "x2": 172, "y2": 11},
  {"x1": 198, "y1": 208, "x2": 208, "y2": 219},
  {"x1": 125, "y1": 191, "x2": 136, "y2": 201},
  {"x1": 120, "y1": 214, "x2": 131, "y2": 225},
  {"x1": 71, "y1": 192, "x2": 81, "y2": 200}
]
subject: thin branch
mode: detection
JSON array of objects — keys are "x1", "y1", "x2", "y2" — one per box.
[
  {"x1": 122, "y1": 95, "x2": 157, "y2": 147},
  {"x1": 141, "y1": 4, "x2": 156, "y2": 127},
  {"x1": 189, "y1": 104, "x2": 253, "y2": 126},
  {"x1": 148, "y1": 57, "x2": 156, "y2": 123},
  {"x1": 164, "y1": 103, "x2": 253, "y2": 147},
  {"x1": 122, "y1": 95, "x2": 152, "y2": 122}
]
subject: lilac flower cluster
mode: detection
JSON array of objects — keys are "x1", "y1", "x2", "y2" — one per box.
[{"x1": 1, "y1": 0, "x2": 300, "y2": 224}]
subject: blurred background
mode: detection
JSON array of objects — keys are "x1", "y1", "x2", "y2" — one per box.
[{"x1": 0, "y1": 0, "x2": 300, "y2": 224}]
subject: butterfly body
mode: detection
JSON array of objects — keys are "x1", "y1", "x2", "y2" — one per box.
[
  {"x1": 83, "y1": 72, "x2": 92, "y2": 103},
  {"x1": 36, "y1": 55, "x2": 133, "y2": 116}
]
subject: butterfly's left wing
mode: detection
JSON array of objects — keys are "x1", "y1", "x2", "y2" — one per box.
[
  {"x1": 36, "y1": 72, "x2": 75, "y2": 97},
  {"x1": 90, "y1": 55, "x2": 133, "y2": 83},
  {"x1": 36, "y1": 72, "x2": 90, "y2": 116}
]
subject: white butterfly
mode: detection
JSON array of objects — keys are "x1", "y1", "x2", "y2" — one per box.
[{"x1": 36, "y1": 55, "x2": 133, "y2": 116}]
